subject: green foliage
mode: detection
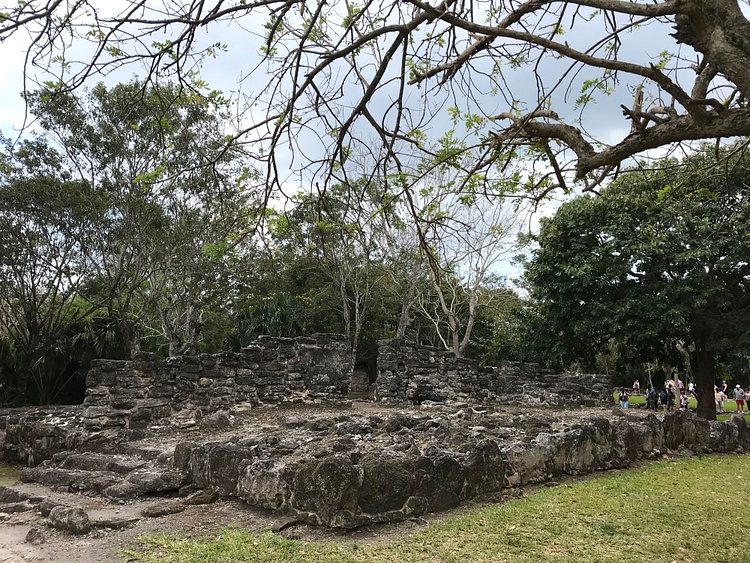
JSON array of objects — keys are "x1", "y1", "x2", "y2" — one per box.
[
  {"x1": 523, "y1": 143, "x2": 750, "y2": 416},
  {"x1": 0, "y1": 79, "x2": 258, "y2": 403}
]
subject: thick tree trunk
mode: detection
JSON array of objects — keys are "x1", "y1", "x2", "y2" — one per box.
[{"x1": 692, "y1": 347, "x2": 717, "y2": 421}]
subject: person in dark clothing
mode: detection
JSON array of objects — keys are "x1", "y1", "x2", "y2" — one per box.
[
  {"x1": 646, "y1": 386, "x2": 657, "y2": 410},
  {"x1": 660, "y1": 388, "x2": 669, "y2": 411},
  {"x1": 667, "y1": 387, "x2": 676, "y2": 411}
]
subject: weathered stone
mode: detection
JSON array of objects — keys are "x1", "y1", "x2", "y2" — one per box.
[
  {"x1": 126, "y1": 468, "x2": 188, "y2": 494},
  {"x1": 60, "y1": 453, "x2": 145, "y2": 474},
  {"x1": 140, "y1": 501, "x2": 185, "y2": 517},
  {"x1": 199, "y1": 412, "x2": 234, "y2": 431},
  {"x1": 103, "y1": 482, "x2": 141, "y2": 499},
  {"x1": 292, "y1": 455, "x2": 362, "y2": 527},
  {"x1": 90, "y1": 516, "x2": 140, "y2": 529},
  {"x1": 358, "y1": 452, "x2": 417, "y2": 515},
  {"x1": 237, "y1": 458, "x2": 294, "y2": 511},
  {"x1": 38, "y1": 500, "x2": 62, "y2": 517},
  {"x1": 25, "y1": 527, "x2": 46, "y2": 545},
  {"x1": 48, "y1": 506, "x2": 92, "y2": 535},
  {"x1": 173, "y1": 442, "x2": 196, "y2": 471},
  {"x1": 189, "y1": 444, "x2": 250, "y2": 495},
  {"x1": 82, "y1": 334, "x2": 354, "y2": 432},
  {"x1": 0, "y1": 502, "x2": 33, "y2": 513},
  {"x1": 183, "y1": 489, "x2": 220, "y2": 505},
  {"x1": 462, "y1": 439, "x2": 505, "y2": 499},
  {"x1": 417, "y1": 450, "x2": 463, "y2": 512},
  {"x1": 0, "y1": 486, "x2": 28, "y2": 503},
  {"x1": 271, "y1": 517, "x2": 301, "y2": 533}
]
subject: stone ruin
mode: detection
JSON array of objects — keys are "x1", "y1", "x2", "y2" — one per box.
[
  {"x1": 82, "y1": 333, "x2": 353, "y2": 437},
  {"x1": 3, "y1": 333, "x2": 749, "y2": 534},
  {"x1": 374, "y1": 339, "x2": 612, "y2": 406}
]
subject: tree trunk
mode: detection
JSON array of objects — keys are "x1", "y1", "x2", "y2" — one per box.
[{"x1": 692, "y1": 346, "x2": 717, "y2": 421}]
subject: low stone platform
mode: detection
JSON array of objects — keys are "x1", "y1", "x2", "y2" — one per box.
[{"x1": 4, "y1": 401, "x2": 749, "y2": 530}]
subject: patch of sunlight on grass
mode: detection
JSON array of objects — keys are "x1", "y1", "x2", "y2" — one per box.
[{"x1": 128, "y1": 455, "x2": 750, "y2": 563}]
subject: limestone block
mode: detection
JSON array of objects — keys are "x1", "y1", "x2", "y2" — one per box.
[
  {"x1": 48, "y1": 506, "x2": 91, "y2": 535},
  {"x1": 237, "y1": 458, "x2": 294, "y2": 511},
  {"x1": 291, "y1": 455, "x2": 362, "y2": 527}
]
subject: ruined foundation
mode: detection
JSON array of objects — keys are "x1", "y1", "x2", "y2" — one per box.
[{"x1": 5, "y1": 335, "x2": 744, "y2": 531}]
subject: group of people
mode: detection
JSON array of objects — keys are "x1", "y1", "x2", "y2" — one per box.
[
  {"x1": 643, "y1": 385, "x2": 683, "y2": 412},
  {"x1": 619, "y1": 383, "x2": 685, "y2": 411},
  {"x1": 620, "y1": 378, "x2": 693, "y2": 412},
  {"x1": 620, "y1": 377, "x2": 750, "y2": 414},
  {"x1": 714, "y1": 380, "x2": 749, "y2": 414}
]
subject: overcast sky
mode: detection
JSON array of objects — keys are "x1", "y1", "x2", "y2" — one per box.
[{"x1": 2, "y1": 2, "x2": 744, "y2": 285}]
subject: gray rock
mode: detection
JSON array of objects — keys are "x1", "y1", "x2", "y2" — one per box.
[
  {"x1": 183, "y1": 489, "x2": 220, "y2": 505},
  {"x1": 200, "y1": 412, "x2": 234, "y2": 431},
  {"x1": 237, "y1": 458, "x2": 294, "y2": 511},
  {"x1": 291, "y1": 455, "x2": 361, "y2": 527},
  {"x1": 37, "y1": 500, "x2": 62, "y2": 517},
  {"x1": 189, "y1": 443, "x2": 250, "y2": 495},
  {"x1": 91, "y1": 516, "x2": 140, "y2": 529},
  {"x1": 0, "y1": 486, "x2": 28, "y2": 503},
  {"x1": 48, "y1": 506, "x2": 92, "y2": 535},
  {"x1": 173, "y1": 442, "x2": 196, "y2": 471},
  {"x1": 358, "y1": 452, "x2": 417, "y2": 515},
  {"x1": 0, "y1": 502, "x2": 33, "y2": 513},
  {"x1": 140, "y1": 501, "x2": 185, "y2": 518},
  {"x1": 271, "y1": 517, "x2": 301, "y2": 533},
  {"x1": 25, "y1": 527, "x2": 46, "y2": 545}
]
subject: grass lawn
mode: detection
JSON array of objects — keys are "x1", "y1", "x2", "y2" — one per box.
[{"x1": 127, "y1": 454, "x2": 750, "y2": 563}]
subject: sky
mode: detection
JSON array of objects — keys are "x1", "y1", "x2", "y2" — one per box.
[{"x1": 1, "y1": 1, "x2": 744, "y2": 285}]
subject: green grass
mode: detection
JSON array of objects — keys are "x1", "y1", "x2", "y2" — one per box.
[
  {"x1": 127, "y1": 454, "x2": 750, "y2": 563},
  {"x1": 0, "y1": 463, "x2": 21, "y2": 486}
]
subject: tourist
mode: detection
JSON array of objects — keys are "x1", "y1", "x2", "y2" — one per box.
[
  {"x1": 633, "y1": 379, "x2": 640, "y2": 395},
  {"x1": 715, "y1": 386, "x2": 725, "y2": 414},
  {"x1": 660, "y1": 388, "x2": 669, "y2": 411},
  {"x1": 679, "y1": 390, "x2": 688, "y2": 410},
  {"x1": 646, "y1": 386, "x2": 657, "y2": 410},
  {"x1": 619, "y1": 388, "x2": 630, "y2": 409},
  {"x1": 677, "y1": 378, "x2": 684, "y2": 393},
  {"x1": 688, "y1": 380, "x2": 697, "y2": 399},
  {"x1": 721, "y1": 379, "x2": 729, "y2": 396},
  {"x1": 734, "y1": 384, "x2": 746, "y2": 413},
  {"x1": 667, "y1": 387, "x2": 676, "y2": 412}
]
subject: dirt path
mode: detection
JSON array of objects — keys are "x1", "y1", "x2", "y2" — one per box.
[
  {"x1": 0, "y1": 481, "x2": 444, "y2": 562},
  {"x1": 0, "y1": 482, "x2": 275, "y2": 563}
]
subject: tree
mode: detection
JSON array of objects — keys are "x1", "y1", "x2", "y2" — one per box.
[
  {"x1": 268, "y1": 179, "x2": 393, "y2": 366},
  {"x1": 26, "y1": 80, "x2": 255, "y2": 357},
  {"x1": 523, "y1": 144, "x2": 750, "y2": 420},
  {"x1": 2, "y1": 1, "x2": 750, "y2": 197},
  {"x1": 0, "y1": 136, "x2": 109, "y2": 403},
  {"x1": 416, "y1": 184, "x2": 523, "y2": 357}
]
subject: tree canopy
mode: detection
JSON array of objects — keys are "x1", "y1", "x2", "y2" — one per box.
[
  {"x1": 1, "y1": 1, "x2": 750, "y2": 199},
  {"x1": 0, "y1": 79, "x2": 527, "y2": 405},
  {"x1": 523, "y1": 144, "x2": 750, "y2": 419}
]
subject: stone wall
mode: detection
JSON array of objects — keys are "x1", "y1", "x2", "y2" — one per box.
[
  {"x1": 375, "y1": 339, "x2": 612, "y2": 406},
  {"x1": 82, "y1": 333, "x2": 352, "y2": 435},
  {"x1": 178, "y1": 409, "x2": 749, "y2": 528},
  {"x1": 0, "y1": 407, "x2": 86, "y2": 466}
]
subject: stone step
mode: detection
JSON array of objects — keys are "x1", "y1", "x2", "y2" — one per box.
[
  {"x1": 19, "y1": 466, "x2": 121, "y2": 494},
  {"x1": 19, "y1": 452, "x2": 188, "y2": 500},
  {"x1": 52, "y1": 452, "x2": 147, "y2": 474}
]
